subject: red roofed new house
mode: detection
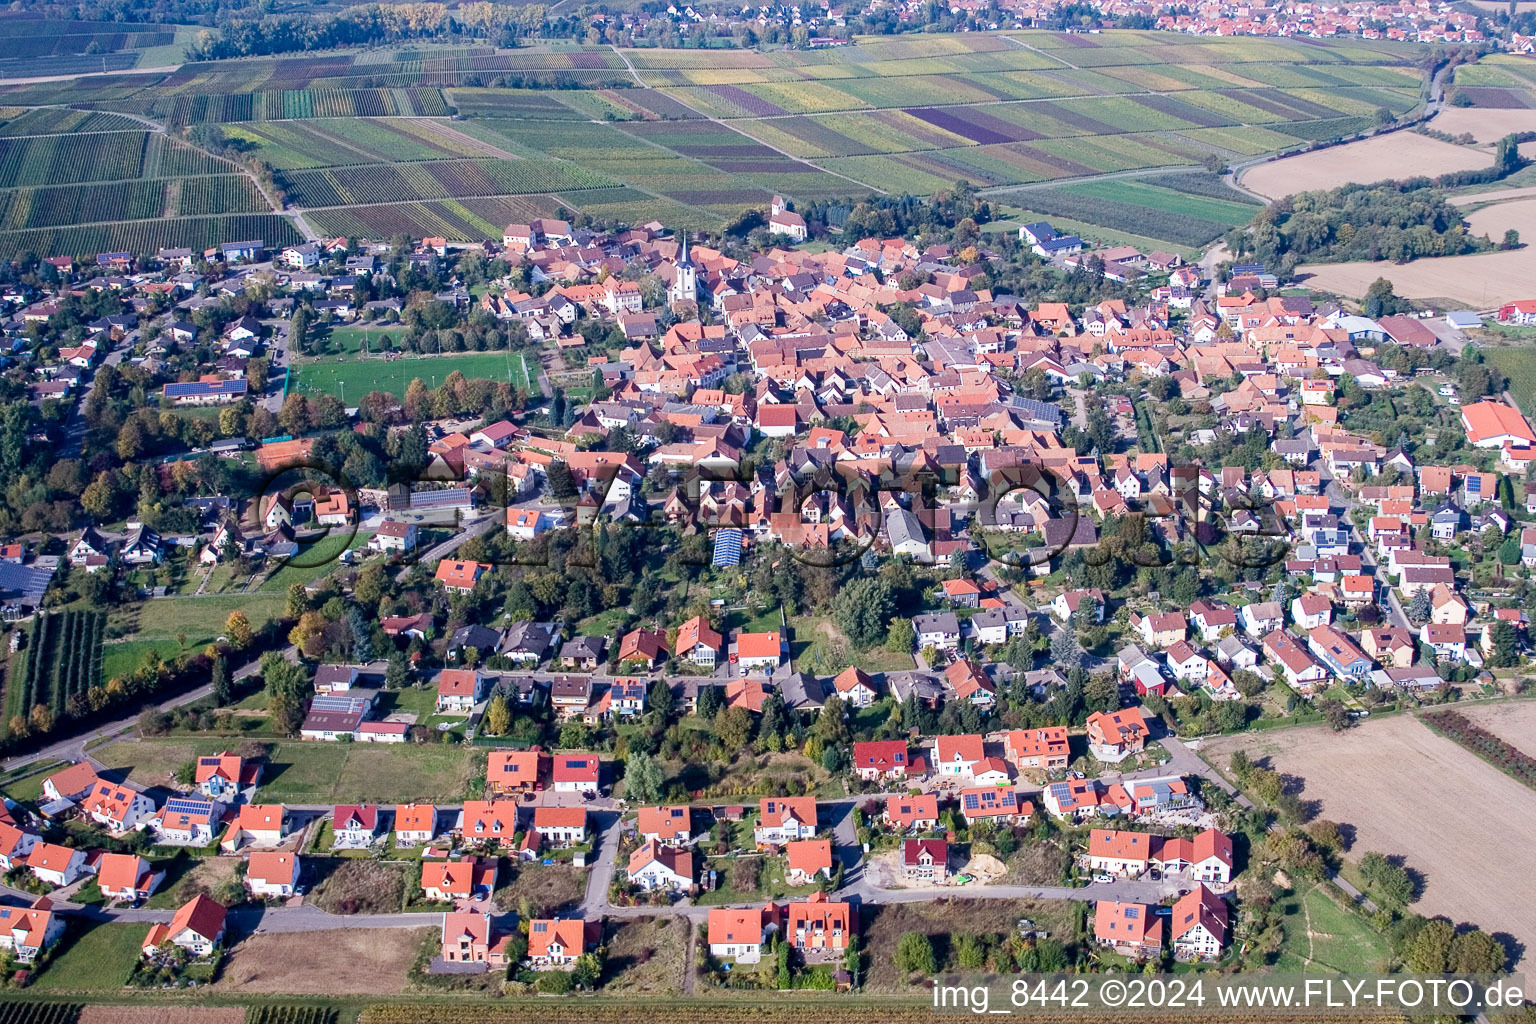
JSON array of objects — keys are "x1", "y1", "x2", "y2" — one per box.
[
  {"x1": 1170, "y1": 885, "x2": 1229, "y2": 960},
  {"x1": 245, "y1": 851, "x2": 300, "y2": 898},
  {"x1": 552, "y1": 754, "x2": 601, "y2": 795},
  {"x1": 487, "y1": 750, "x2": 546, "y2": 795},
  {"x1": 527, "y1": 918, "x2": 597, "y2": 968},
  {"x1": 734, "y1": 631, "x2": 784, "y2": 672},
  {"x1": 421, "y1": 856, "x2": 498, "y2": 901},
  {"x1": 459, "y1": 800, "x2": 520, "y2": 846},
  {"x1": 1094, "y1": 900, "x2": 1163, "y2": 958},
  {"x1": 143, "y1": 894, "x2": 226, "y2": 956},
  {"x1": 1087, "y1": 829, "x2": 1156, "y2": 876},
  {"x1": 902, "y1": 839, "x2": 948, "y2": 883},
  {"x1": 885, "y1": 794, "x2": 940, "y2": 831},
  {"x1": 96, "y1": 853, "x2": 163, "y2": 902},
  {"x1": 636, "y1": 805, "x2": 694, "y2": 845},
  {"x1": 1086, "y1": 708, "x2": 1151, "y2": 762},
  {"x1": 784, "y1": 838, "x2": 834, "y2": 884},
  {"x1": 434, "y1": 559, "x2": 489, "y2": 591},
  {"x1": 959, "y1": 787, "x2": 1032, "y2": 825},
  {"x1": 194, "y1": 752, "x2": 261, "y2": 800},
  {"x1": 1004, "y1": 727, "x2": 1070, "y2": 769},
  {"x1": 1462, "y1": 400, "x2": 1536, "y2": 449},
  {"x1": 853, "y1": 740, "x2": 910, "y2": 781},
  {"x1": 755, "y1": 796, "x2": 818, "y2": 845},
  {"x1": 932, "y1": 734, "x2": 986, "y2": 778},
  {"x1": 708, "y1": 905, "x2": 776, "y2": 963},
  {"x1": 435, "y1": 669, "x2": 484, "y2": 714},
  {"x1": 531, "y1": 806, "x2": 588, "y2": 847}
]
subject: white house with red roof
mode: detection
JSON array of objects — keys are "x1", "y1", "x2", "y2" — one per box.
[
  {"x1": 755, "y1": 796, "x2": 818, "y2": 845},
  {"x1": 435, "y1": 668, "x2": 484, "y2": 714},
  {"x1": 551, "y1": 754, "x2": 601, "y2": 795},
  {"x1": 931, "y1": 734, "x2": 987, "y2": 778}
]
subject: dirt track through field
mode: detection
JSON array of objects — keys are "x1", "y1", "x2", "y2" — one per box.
[{"x1": 1202, "y1": 715, "x2": 1536, "y2": 962}]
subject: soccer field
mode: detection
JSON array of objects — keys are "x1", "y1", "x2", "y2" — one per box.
[{"x1": 290, "y1": 350, "x2": 532, "y2": 399}]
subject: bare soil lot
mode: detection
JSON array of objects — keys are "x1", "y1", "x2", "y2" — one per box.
[
  {"x1": 1295, "y1": 247, "x2": 1536, "y2": 306},
  {"x1": 1454, "y1": 700, "x2": 1536, "y2": 758},
  {"x1": 1432, "y1": 107, "x2": 1536, "y2": 143},
  {"x1": 216, "y1": 927, "x2": 432, "y2": 993},
  {"x1": 1202, "y1": 715, "x2": 1536, "y2": 962},
  {"x1": 1242, "y1": 134, "x2": 1493, "y2": 199}
]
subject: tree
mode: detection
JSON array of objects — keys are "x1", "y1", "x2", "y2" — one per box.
[
  {"x1": 625, "y1": 750, "x2": 664, "y2": 804},
  {"x1": 696, "y1": 684, "x2": 723, "y2": 720},
  {"x1": 572, "y1": 952, "x2": 603, "y2": 989},
  {"x1": 1084, "y1": 672, "x2": 1119, "y2": 713},
  {"x1": 1500, "y1": 536, "x2": 1523, "y2": 566},
  {"x1": 886, "y1": 618, "x2": 915, "y2": 653},
  {"x1": 714, "y1": 706, "x2": 754, "y2": 757},
  {"x1": 1449, "y1": 928, "x2": 1507, "y2": 974},
  {"x1": 647, "y1": 678, "x2": 675, "y2": 722},
  {"x1": 385, "y1": 653, "x2": 410, "y2": 690},
  {"x1": 484, "y1": 695, "x2": 510, "y2": 736},
  {"x1": 1049, "y1": 626, "x2": 1082, "y2": 672},
  {"x1": 1503, "y1": 229, "x2": 1521, "y2": 250},
  {"x1": 813, "y1": 695, "x2": 851, "y2": 747},
  {"x1": 211, "y1": 655, "x2": 231, "y2": 707},
  {"x1": 953, "y1": 933, "x2": 986, "y2": 969},
  {"x1": 1319, "y1": 697, "x2": 1351, "y2": 732},
  {"x1": 894, "y1": 931, "x2": 937, "y2": 974},
  {"x1": 832, "y1": 577, "x2": 895, "y2": 648},
  {"x1": 1408, "y1": 588, "x2": 1432, "y2": 623},
  {"x1": 1359, "y1": 851, "x2": 1414, "y2": 907},
  {"x1": 1488, "y1": 620, "x2": 1519, "y2": 668},
  {"x1": 1403, "y1": 917, "x2": 1455, "y2": 973}
]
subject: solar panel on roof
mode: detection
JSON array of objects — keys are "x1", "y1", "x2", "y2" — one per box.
[{"x1": 712, "y1": 528, "x2": 742, "y2": 567}]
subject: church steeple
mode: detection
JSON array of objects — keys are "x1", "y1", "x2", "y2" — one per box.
[{"x1": 670, "y1": 231, "x2": 698, "y2": 306}]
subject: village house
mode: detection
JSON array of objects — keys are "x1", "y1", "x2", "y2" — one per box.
[
  {"x1": 527, "y1": 918, "x2": 598, "y2": 969},
  {"x1": 245, "y1": 851, "x2": 301, "y2": 898},
  {"x1": 902, "y1": 839, "x2": 948, "y2": 883},
  {"x1": 755, "y1": 796, "x2": 819, "y2": 845},
  {"x1": 143, "y1": 895, "x2": 226, "y2": 957},
  {"x1": 95, "y1": 853, "x2": 163, "y2": 903},
  {"x1": 1086, "y1": 707, "x2": 1151, "y2": 762}
]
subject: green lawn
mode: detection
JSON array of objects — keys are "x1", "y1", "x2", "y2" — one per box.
[
  {"x1": 0, "y1": 760, "x2": 64, "y2": 805},
  {"x1": 96, "y1": 736, "x2": 481, "y2": 802},
  {"x1": 290, "y1": 350, "x2": 533, "y2": 400},
  {"x1": 1272, "y1": 884, "x2": 1390, "y2": 973},
  {"x1": 322, "y1": 322, "x2": 409, "y2": 355},
  {"x1": 108, "y1": 592, "x2": 288, "y2": 651},
  {"x1": 102, "y1": 638, "x2": 188, "y2": 682},
  {"x1": 257, "y1": 530, "x2": 371, "y2": 593},
  {"x1": 31, "y1": 920, "x2": 149, "y2": 992}
]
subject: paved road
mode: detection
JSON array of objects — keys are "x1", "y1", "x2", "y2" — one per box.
[
  {"x1": 1, "y1": 646, "x2": 290, "y2": 773},
  {"x1": 61, "y1": 329, "x2": 136, "y2": 457}
]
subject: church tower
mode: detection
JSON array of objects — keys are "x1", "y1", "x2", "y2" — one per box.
[{"x1": 670, "y1": 234, "x2": 698, "y2": 306}]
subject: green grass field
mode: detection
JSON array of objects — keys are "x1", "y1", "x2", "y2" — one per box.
[
  {"x1": 108, "y1": 592, "x2": 288, "y2": 651},
  {"x1": 95, "y1": 736, "x2": 481, "y2": 802},
  {"x1": 291, "y1": 350, "x2": 533, "y2": 399},
  {"x1": 1272, "y1": 884, "x2": 1390, "y2": 973},
  {"x1": 31, "y1": 921, "x2": 149, "y2": 992}
]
